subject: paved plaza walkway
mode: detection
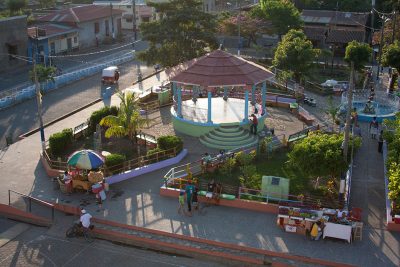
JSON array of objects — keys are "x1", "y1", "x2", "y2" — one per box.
[{"x1": 0, "y1": 71, "x2": 399, "y2": 266}]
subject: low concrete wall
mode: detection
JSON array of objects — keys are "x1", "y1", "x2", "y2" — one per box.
[
  {"x1": 106, "y1": 149, "x2": 188, "y2": 185},
  {"x1": 160, "y1": 186, "x2": 279, "y2": 214},
  {"x1": 40, "y1": 153, "x2": 63, "y2": 177},
  {"x1": 0, "y1": 204, "x2": 52, "y2": 227}
]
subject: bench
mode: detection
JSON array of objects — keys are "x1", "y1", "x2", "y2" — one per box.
[
  {"x1": 298, "y1": 107, "x2": 315, "y2": 126},
  {"x1": 73, "y1": 122, "x2": 88, "y2": 139}
]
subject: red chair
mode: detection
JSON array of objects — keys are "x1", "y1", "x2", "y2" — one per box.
[{"x1": 350, "y1": 207, "x2": 362, "y2": 221}]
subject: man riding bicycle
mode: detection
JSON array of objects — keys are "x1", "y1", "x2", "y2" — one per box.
[{"x1": 80, "y1": 209, "x2": 92, "y2": 229}]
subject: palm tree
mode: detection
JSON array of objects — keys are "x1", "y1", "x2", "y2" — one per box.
[
  {"x1": 100, "y1": 91, "x2": 149, "y2": 148},
  {"x1": 325, "y1": 96, "x2": 339, "y2": 133}
]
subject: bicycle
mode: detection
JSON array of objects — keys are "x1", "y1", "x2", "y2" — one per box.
[{"x1": 66, "y1": 222, "x2": 95, "y2": 243}]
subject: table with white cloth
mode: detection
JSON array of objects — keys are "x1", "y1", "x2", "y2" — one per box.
[{"x1": 323, "y1": 222, "x2": 352, "y2": 243}]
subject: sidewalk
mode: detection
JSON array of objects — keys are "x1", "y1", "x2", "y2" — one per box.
[{"x1": 0, "y1": 72, "x2": 399, "y2": 266}]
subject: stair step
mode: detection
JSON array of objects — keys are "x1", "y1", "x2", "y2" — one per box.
[
  {"x1": 200, "y1": 137, "x2": 258, "y2": 150},
  {"x1": 202, "y1": 135, "x2": 256, "y2": 146},
  {"x1": 217, "y1": 126, "x2": 242, "y2": 133},
  {"x1": 208, "y1": 130, "x2": 250, "y2": 140}
]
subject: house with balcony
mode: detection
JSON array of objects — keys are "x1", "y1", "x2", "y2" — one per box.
[
  {"x1": 301, "y1": 10, "x2": 370, "y2": 56},
  {"x1": 36, "y1": 5, "x2": 123, "y2": 49}
]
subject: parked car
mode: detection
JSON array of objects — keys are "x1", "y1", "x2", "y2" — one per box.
[{"x1": 102, "y1": 66, "x2": 120, "y2": 84}]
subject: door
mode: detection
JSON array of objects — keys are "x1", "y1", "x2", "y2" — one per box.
[
  {"x1": 50, "y1": 42, "x2": 55, "y2": 55},
  {"x1": 67, "y1": 38, "x2": 72, "y2": 51},
  {"x1": 117, "y1": 18, "x2": 121, "y2": 34}
]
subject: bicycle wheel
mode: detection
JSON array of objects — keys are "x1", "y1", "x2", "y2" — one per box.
[
  {"x1": 66, "y1": 226, "x2": 76, "y2": 238},
  {"x1": 83, "y1": 230, "x2": 94, "y2": 243}
]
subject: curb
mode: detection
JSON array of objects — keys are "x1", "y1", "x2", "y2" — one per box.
[
  {"x1": 132, "y1": 69, "x2": 165, "y2": 86},
  {"x1": 18, "y1": 98, "x2": 102, "y2": 139}
]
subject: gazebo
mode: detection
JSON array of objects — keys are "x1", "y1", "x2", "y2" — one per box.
[{"x1": 167, "y1": 49, "x2": 275, "y2": 149}]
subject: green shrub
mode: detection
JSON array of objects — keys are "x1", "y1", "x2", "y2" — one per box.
[
  {"x1": 234, "y1": 151, "x2": 253, "y2": 166},
  {"x1": 146, "y1": 148, "x2": 165, "y2": 163},
  {"x1": 88, "y1": 106, "x2": 118, "y2": 133},
  {"x1": 105, "y1": 153, "x2": 126, "y2": 174},
  {"x1": 49, "y1": 128, "x2": 73, "y2": 156},
  {"x1": 157, "y1": 135, "x2": 183, "y2": 153}
]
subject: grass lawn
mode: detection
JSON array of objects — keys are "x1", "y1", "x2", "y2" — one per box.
[
  {"x1": 198, "y1": 151, "x2": 311, "y2": 196},
  {"x1": 308, "y1": 65, "x2": 350, "y2": 84}
]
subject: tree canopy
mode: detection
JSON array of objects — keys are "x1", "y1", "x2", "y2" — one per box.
[
  {"x1": 218, "y1": 11, "x2": 270, "y2": 47},
  {"x1": 138, "y1": 0, "x2": 218, "y2": 67},
  {"x1": 6, "y1": 0, "x2": 27, "y2": 15},
  {"x1": 272, "y1": 29, "x2": 319, "y2": 82},
  {"x1": 382, "y1": 41, "x2": 400, "y2": 73},
  {"x1": 256, "y1": 0, "x2": 302, "y2": 38},
  {"x1": 38, "y1": 0, "x2": 55, "y2": 8},
  {"x1": 295, "y1": 0, "x2": 371, "y2": 12},
  {"x1": 344, "y1": 41, "x2": 372, "y2": 71},
  {"x1": 29, "y1": 64, "x2": 56, "y2": 83},
  {"x1": 287, "y1": 132, "x2": 354, "y2": 179}
]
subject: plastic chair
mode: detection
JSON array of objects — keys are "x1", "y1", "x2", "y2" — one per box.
[{"x1": 351, "y1": 207, "x2": 362, "y2": 221}]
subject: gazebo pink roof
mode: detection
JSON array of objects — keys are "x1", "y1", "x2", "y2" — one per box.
[{"x1": 167, "y1": 49, "x2": 275, "y2": 87}]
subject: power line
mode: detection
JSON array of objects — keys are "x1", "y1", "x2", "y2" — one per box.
[{"x1": 48, "y1": 40, "x2": 140, "y2": 58}]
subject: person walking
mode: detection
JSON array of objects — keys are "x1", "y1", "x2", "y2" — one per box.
[
  {"x1": 185, "y1": 180, "x2": 195, "y2": 217},
  {"x1": 177, "y1": 190, "x2": 186, "y2": 215},
  {"x1": 250, "y1": 114, "x2": 258, "y2": 135},
  {"x1": 370, "y1": 116, "x2": 379, "y2": 139},
  {"x1": 310, "y1": 221, "x2": 323, "y2": 241}
]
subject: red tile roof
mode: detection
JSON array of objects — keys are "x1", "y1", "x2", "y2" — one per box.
[
  {"x1": 37, "y1": 5, "x2": 123, "y2": 23},
  {"x1": 303, "y1": 26, "x2": 327, "y2": 41},
  {"x1": 302, "y1": 10, "x2": 369, "y2": 27},
  {"x1": 326, "y1": 28, "x2": 365, "y2": 43},
  {"x1": 167, "y1": 50, "x2": 275, "y2": 87},
  {"x1": 28, "y1": 23, "x2": 78, "y2": 38}
]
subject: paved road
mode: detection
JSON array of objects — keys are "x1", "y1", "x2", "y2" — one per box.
[{"x1": 0, "y1": 57, "x2": 157, "y2": 149}]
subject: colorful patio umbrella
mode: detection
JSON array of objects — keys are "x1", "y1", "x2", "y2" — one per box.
[{"x1": 67, "y1": 150, "x2": 104, "y2": 170}]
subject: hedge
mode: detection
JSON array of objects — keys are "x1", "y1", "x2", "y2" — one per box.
[
  {"x1": 157, "y1": 135, "x2": 183, "y2": 153},
  {"x1": 49, "y1": 128, "x2": 73, "y2": 156},
  {"x1": 105, "y1": 153, "x2": 126, "y2": 174},
  {"x1": 88, "y1": 106, "x2": 118, "y2": 134}
]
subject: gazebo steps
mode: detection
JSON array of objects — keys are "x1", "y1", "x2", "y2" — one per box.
[{"x1": 200, "y1": 125, "x2": 258, "y2": 150}]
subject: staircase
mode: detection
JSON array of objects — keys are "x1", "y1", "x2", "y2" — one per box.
[{"x1": 199, "y1": 125, "x2": 258, "y2": 150}]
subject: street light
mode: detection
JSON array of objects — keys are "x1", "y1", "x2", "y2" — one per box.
[{"x1": 376, "y1": 16, "x2": 391, "y2": 80}]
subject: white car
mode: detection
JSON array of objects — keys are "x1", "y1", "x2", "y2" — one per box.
[{"x1": 321, "y1": 79, "x2": 338, "y2": 87}]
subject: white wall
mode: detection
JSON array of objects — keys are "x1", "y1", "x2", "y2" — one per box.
[
  {"x1": 48, "y1": 32, "x2": 79, "y2": 54},
  {"x1": 78, "y1": 15, "x2": 122, "y2": 48}
]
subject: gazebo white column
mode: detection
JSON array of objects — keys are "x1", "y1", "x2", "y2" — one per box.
[
  {"x1": 207, "y1": 91, "x2": 212, "y2": 123},
  {"x1": 177, "y1": 86, "x2": 182, "y2": 118},
  {"x1": 223, "y1": 87, "x2": 228, "y2": 100},
  {"x1": 261, "y1": 81, "x2": 267, "y2": 115},
  {"x1": 243, "y1": 90, "x2": 249, "y2": 122},
  {"x1": 251, "y1": 85, "x2": 256, "y2": 105},
  {"x1": 192, "y1": 86, "x2": 198, "y2": 102}
]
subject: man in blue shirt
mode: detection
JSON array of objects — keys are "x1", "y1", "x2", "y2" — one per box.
[{"x1": 185, "y1": 180, "x2": 195, "y2": 216}]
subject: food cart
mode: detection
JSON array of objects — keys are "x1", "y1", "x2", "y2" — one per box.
[{"x1": 102, "y1": 66, "x2": 120, "y2": 84}]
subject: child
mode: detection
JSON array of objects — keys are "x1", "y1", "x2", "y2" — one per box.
[{"x1": 178, "y1": 191, "x2": 185, "y2": 215}]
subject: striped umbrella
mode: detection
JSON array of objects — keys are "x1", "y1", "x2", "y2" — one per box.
[{"x1": 67, "y1": 150, "x2": 104, "y2": 170}]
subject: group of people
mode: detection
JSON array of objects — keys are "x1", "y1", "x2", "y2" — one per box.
[{"x1": 178, "y1": 179, "x2": 221, "y2": 216}]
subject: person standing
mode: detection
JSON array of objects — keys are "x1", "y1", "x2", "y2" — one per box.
[
  {"x1": 185, "y1": 180, "x2": 195, "y2": 216},
  {"x1": 250, "y1": 114, "x2": 258, "y2": 135},
  {"x1": 378, "y1": 130, "x2": 384, "y2": 153},
  {"x1": 370, "y1": 116, "x2": 379, "y2": 139},
  {"x1": 310, "y1": 221, "x2": 323, "y2": 241},
  {"x1": 178, "y1": 191, "x2": 186, "y2": 215},
  {"x1": 63, "y1": 171, "x2": 73, "y2": 194}
]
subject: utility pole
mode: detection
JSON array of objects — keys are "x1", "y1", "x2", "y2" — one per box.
[
  {"x1": 392, "y1": 11, "x2": 397, "y2": 43},
  {"x1": 342, "y1": 61, "x2": 354, "y2": 161},
  {"x1": 376, "y1": 16, "x2": 387, "y2": 80},
  {"x1": 110, "y1": 3, "x2": 115, "y2": 42},
  {"x1": 34, "y1": 28, "x2": 46, "y2": 153},
  {"x1": 370, "y1": 0, "x2": 375, "y2": 43},
  {"x1": 237, "y1": 0, "x2": 241, "y2": 56},
  {"x1": 132, "y1": 0, "x2": 137, "y2": 42}
]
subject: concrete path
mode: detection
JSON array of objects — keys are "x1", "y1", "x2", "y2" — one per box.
[{"x1": 0, "y1": 70, "x2": 399, "y2": 266}]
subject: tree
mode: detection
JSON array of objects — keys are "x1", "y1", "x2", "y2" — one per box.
[
  {"x1": 325, "y1": 96, "x2": 339, "y2": 133},
  {"x1": 296, "y1": 0, "x2": 371, "y2": 12},
  {"x1": 6, "y1": 0, "x2": 27, "y2": 15},
  {"x1": 257, "y1": 0, "x2": 302, "y2": 39},
  {"x1": 218, "y1": 12, "x2": 269, "y2": 47},
  {"x1": 382, "y1": 41, "x2": 400, "y2": 74},
  {"x1": 272, "y1": 29, "x2": 320, "y2": 82},
  {"x1": 29, "y1": 64, "x2": 56, "y2": 84},
  {"x1": 138, "y1": 0, "x2": 218, "y2": 67},
  {"x1": 100, "y1": 91, "x2": 148, "y2": 144},
  {"x1": 342, "y1": 41, "x2": 371, "y2": 160},
  {"x1": 344, "y1": 41, "x2": 372, "y2": 71},
  {"x1": 287, "y1": 132, "x2": 358, "y2": 187}
]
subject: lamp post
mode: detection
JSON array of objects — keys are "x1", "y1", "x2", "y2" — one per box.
[
  {"x1": 110, "y1": 3, "x2": 115, "y2": 42},
  {"x1": 376, "y1": 16, "x2": 391, "y2": 80},
  {"x1": 132, "y1": 0, "x2": 137, "y2": 42},
  {"x1": 329, "y1": 44, "x2": 335, "y2": 74}
]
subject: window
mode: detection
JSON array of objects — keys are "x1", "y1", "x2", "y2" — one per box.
[
  {"x1": 126, "y1": 18, "x2": 132, "y2": 23},
  {"x1": 142, "y1": 17, "x2": 150, "y2": 23},
  {"x1": 74, "y1": 37, "x2": 77, "y2": 43},
  {"x1": 271, "y1": 177, "x2": 280, "y2": 185},
  {"x1": 94, "y1": 22, "x2": 99, "y2": 34},
  {"x1": 105, "y1": 20, "x2": 109, "y2": 36},
  {"x1": 126, "y1": 5, "x2": 131, "y2": 8}
]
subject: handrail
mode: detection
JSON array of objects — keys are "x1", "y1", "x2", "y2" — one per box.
[{"x1": 8, "y1": 189, "x2": 55, "y2": 221}]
